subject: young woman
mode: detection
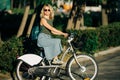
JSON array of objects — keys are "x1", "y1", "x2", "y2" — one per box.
[{"x1": 37, "y1": 4, "x2": 68, "y2": 64}]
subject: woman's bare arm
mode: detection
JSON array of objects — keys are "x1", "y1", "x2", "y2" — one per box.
[{"x1": 40, "y1": 18, "x2": 68, "y2": 37}]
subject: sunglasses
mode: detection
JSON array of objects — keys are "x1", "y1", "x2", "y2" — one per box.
[{"x1": 44, "y1": 9, "x2": 50, "y2": 12}]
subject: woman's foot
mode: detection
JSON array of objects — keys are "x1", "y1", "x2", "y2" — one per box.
[{"x1": 52, "y1": 57, "x2": 63, "y2": 65}]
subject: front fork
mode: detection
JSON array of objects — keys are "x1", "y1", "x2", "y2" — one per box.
[
  {"x1": 69, "y1": 41, "x2": 86, "y2": 72},
  {"x1": 73, "y1": 53, "x2": 85, "y2": 72},
  {"x1": 73, "y1": 53, "x2": 90, "y2": 80}
]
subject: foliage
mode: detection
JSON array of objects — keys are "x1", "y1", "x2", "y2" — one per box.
[
  {"x1": 81, "y1": 30, "x2": 99, "y2": 53},
  {"x1": 86, "y1": 0, "x2": 102, "y2": 6},
  {"x1": 0, "y1": 36, "x2": 23, "y2": 72},
  {"x1": 36, "y1": 0, "x2": 52, "y2": 7},
  {"x1": 71, "y1": 29, "x2": 99, "y2": 53},
  {"x1": 53, "y1": 15, "x2": 68, "y2": 31},
  {"x1": 84, "y1": 12, "x2": 101, "y2": 27},
  {"x1": 98, "y1": 22, "x2": 120, "y2": 47},
  {"x1": 12, "y1": 8, "x2": 34, "y2": 14},
  {"x1": 22, "y1": 38, "x2": 42, "y2": 55},
  {"x1": 84, "y1": 13, "x2": 92, "y2": 27},
  {"x1": 67, "y1": 22, "x2": 120, "y2": 54}
]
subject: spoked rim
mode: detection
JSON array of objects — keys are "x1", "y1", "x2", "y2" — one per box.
[
  {"x1": 16, "y1": 60, "x2": 47, "y2": 80},
  {"x1": 67, "y1": 55, "x2": 98, "y2": 80},
  {"x1": 16, "y1": 60, "x2": 34, "y2": 80}
]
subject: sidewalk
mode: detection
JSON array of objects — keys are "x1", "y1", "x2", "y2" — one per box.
[
  {"x1": 94, "y1": 46, "x2": 120, "y2": 57},
  {"x1": 0, "y1": 72, "x2": 11, "y2": 80}
]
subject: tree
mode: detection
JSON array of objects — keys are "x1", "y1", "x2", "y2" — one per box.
[
  {"x1": 0, "y1": 32, "x2": 3, "y2": 45},
  {"x1": 10, "y1": 0, "x2": 13, "y2": 9},
  {"x1": 66, "y1": 0, "x2": 115, "y2": 29},
  {"x1": 17, "y1": 3, "x2": 30, "y2": 37},
  {"x1": 26, "y1": 11, "x2": 37, "y2": 38},
  {"x1": 101, "y1": 0, "x2": 108, "y2": 25},
  {"x1": 106, "y1": 0, "x2": 119, "y2": 23},
  {"x1": 66, "y1": 0, "x2": 86, "y2": 30}
]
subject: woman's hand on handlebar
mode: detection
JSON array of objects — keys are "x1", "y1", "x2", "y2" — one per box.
[{"x1": 63, "y1": 33, "x2": 69, "y2": 38}]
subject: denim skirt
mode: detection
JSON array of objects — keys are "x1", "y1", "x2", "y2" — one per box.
[{"x1": 37, "y1": 33, "x2": 62, "y2": 60}]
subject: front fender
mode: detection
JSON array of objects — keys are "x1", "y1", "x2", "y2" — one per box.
[{"x1": 18, "y1": 54, "x2": 43, "y2": 66}]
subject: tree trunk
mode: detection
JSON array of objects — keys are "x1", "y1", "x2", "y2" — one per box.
[
  {"x1": 26, "y1": 13, "x2": 37, "y2": 37},
  {"x1": 66, "y1": 16, "x2": 74, "y2": 30},
  {"x1": 0, "y1": 32, "x2": 2, "y2": 44},
  {"x1": 33, "y1": 0, "x2": 36, "y2": 9},
  {"x1": 0, "y1": 32, "x2": 1, "y2": 42},
  {"x1": 0, "y1": 32, "x2": 3, "y2": 45},
  {"x1": 10, "y1": 0, "x2": 13, "y2": 9},
  {"x1": 66, "y1": 0, "x2": 86, "y2": 30},
  {"x1": 102, "y1": 0, "x2": 108, "y2": 26},
  {"x1": 18, "y1": 0, "x2": 22, "y2": 9},
  {"x1": 17, "y1": 5, "x2": 30, "y2": 37},
  {"x1": 102, "y1": 9, "x2": 108, "y2": 25},
  {"x1": 75, "y1": 18, "x2": 82, "y2": 30}
]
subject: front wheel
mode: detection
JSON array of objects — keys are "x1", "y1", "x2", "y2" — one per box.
[{"x1": 67, "y1": 54, "x2": 98, "y2": 80}]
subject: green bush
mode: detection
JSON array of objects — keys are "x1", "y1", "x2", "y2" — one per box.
[
  {"x1": 97, "y1": 22, "x2": 120, "y2": 49},
  {"x1": 71, "y1": 29, "x2": 99, "y2": 53},
  {"x1": 81, "y1": 30, "x2": 99, "y2": 53},
  {"x1": 107, "y1": 23, "x2": 120, "y2": 46},
  {"x1": 97, "y1": 26, "x2": 110, "y2": 49},
  {"x1": 0, "y1": 36, "x2": 23, "y2": 72},
  {"x1": 69, "y1": 22, "x2": 120, "y2": 54}
]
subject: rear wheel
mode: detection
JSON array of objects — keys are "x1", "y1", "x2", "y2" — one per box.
[
  {"x1": 67, "y1": 54, "x2": 98, "y2": 80},
  {"x1": 16, "y1": 60, "x2": 45, "y2": 80}
]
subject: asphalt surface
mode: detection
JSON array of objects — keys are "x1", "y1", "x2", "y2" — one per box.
[{"x1": 95, "y1": 50, "x2": 120, "y2": 80}]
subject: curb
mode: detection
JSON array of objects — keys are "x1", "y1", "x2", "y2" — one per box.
[{"x1": 94, "y1": 46, "x2": 120, "y2": 57}]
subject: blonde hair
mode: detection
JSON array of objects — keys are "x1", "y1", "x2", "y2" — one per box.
[{"x1": 40, "y1": 4, "x2": 54, "y2": 19}]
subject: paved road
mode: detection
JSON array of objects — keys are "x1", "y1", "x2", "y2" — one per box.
[{"x1": 95, "y1": 52, "x2": 120, "y2": 80}]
